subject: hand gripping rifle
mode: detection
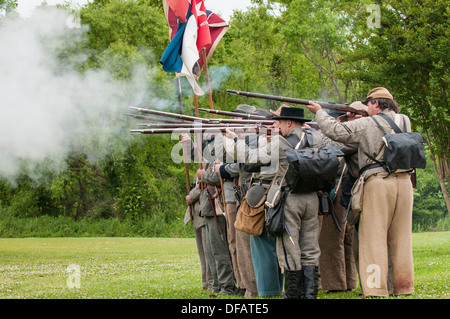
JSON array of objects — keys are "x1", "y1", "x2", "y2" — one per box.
[{"x1": 226, "y1": 90, "x2": 368, "y2": 116}]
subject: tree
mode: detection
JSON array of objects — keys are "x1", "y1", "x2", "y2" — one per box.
[
  {"x1": 216, "y1": 2, "x2": 319, "y2": 112},
  {"x1": 0, "y1": 0, "x2": 17, "y2": 11},
  {"x1": 81, "y1": 0, "x2": 168, "y2": 70},
  {"x1": 341, "y1": 0, "x2": 450, "y2": 215},
  {"x1": 279, "y1": 0, "x2": 360, "y2": 103},
  {"x1": 0, "y1": 0, "x2": 17, "y2": 20}
]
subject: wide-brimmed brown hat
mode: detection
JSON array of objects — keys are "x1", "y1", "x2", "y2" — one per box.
[{"x1": 363, "y1": 87, "x2": 393, "y2": 105}]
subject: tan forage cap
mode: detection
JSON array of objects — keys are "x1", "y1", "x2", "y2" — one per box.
[{"x1": 366, "y1": 87, "x2": 393, "y2": 100}]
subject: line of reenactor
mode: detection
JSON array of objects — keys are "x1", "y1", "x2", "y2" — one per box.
[{"x1": 133, "y1": 87, "x2": 418, "y2": 298}]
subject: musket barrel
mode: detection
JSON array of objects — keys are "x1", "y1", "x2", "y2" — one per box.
[
  {"x1": 208, "y1": 118, "x2": 274, "y2": 125},
  {"x1": 226, "y1": 89, "x2": 366, "y2": 115},
  {"x1": 131, "y1": 126, "x2": 277, "y2": 135},
  {"x1": 125, "y1": 113, "x2": 187, "y2": 124},
  {"x1": 129, "y1": 106, "x2": 210, "y2": 123},
  {"x1": 227, "y1": 90, "x2": 310, "y2": 105},
  {"x1": 128, "y1": 106, "x2": 274, "y2": 125},
  {"x1": 198, "y1": 108, "x2": 267, "y2": 120},
  {"x1": 137, "y1": 123, "x2": 260, "y2": 128}
]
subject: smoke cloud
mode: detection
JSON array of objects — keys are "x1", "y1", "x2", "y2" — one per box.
[{"x1": 0, "y1": 7, "x2": 163, "y2": 182}]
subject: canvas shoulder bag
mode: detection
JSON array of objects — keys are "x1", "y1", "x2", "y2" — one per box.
[
  {"x1": 234, "y1": 178, "x2": 273, "y2": 237},
  {"x1": 284, "y1": 131, "x2": 344, "y2": 194},
  {"x1": 234, "y1": 194, "x2": 266, "y2": 236},
  {"x1": 372, "y1": 114, "x2": 426, "y2": 172}
]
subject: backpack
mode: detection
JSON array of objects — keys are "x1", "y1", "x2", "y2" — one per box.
[
  {"x1": 284, "y1": 130, "x2": 344, "y2": 194},
  {"x1": 371, "y1": 114, "x2": 426, "y2": 172}
]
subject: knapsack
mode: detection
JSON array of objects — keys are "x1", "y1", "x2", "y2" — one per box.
[
  {"x1": 371, "y1": 114, "x2": 426, "y2": 172},
  {"x1": 284, "y1": 130, "x2": 344, "y2": 194}
]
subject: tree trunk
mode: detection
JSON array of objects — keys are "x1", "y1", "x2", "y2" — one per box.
[
  {"x1": 428, "y1": 142, "x2": 450, "y2": 217},
  {"x1": 437, "y1": 154, "x2": 450, "y2": 217}
]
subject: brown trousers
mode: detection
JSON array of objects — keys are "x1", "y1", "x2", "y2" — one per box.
[
  {"x1": 359, "y1": 173, "x2": 414, "y2": 297},
  {"x1": 318, "y1": 187, "x2": 357, "y2": 291},
  {"x1": 225, "y1": 202, "x2": 258, "y2": 296}
]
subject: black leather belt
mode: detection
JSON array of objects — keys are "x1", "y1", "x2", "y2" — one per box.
[{"x1": 359, "y1": 163, "x2": 385, "y2": 177}]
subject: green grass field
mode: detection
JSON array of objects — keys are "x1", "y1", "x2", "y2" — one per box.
[{"x1": 0, "y1": 232, "x2": 448, "y2": 299}]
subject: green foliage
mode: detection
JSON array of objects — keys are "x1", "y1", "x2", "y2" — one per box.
[
  {"x1": 110, "y1": 136, "x2": 189, "y2": 221},
  {"x1": 413, "y1": 163, "x2": 449, "y2": 231},
  {"x1": 0, "y1": 0, "x2": 447, "y2": 235},
  {"x1": 212, "y1": 5, "x2": 288, "y2": 110},
  {"x1": 81, "y1": 0, "x2": 167, "y2": 61},
  {"x1": 0, "y1": 0, "x2": 16, "y2": 11},
  {"x1": 0, "y1": 212, "x2": 194, "y2": 238},
  {"x1": 336, "y1": 0, "x2": 450, "y2": 214}
]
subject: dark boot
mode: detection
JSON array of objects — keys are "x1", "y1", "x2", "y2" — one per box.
[
  {"x1": 302, "y1": 266, "x2": 319, "y2": 299},
  {"x1": 283, "y1": 270, "x2": 303, "y2": 299}
]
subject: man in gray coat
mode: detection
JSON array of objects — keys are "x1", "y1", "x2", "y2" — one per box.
[
  {"x1": 270, "y1": 107, "x2": 321, "y2": 299},
  {"x1": 222, "y1": 110, "x2": 284, "y2": 298},
  {"x1": 185, "y1": 178, "x2": 213, "y2": 291},
  {"x1": 182, "y1": 133, "x2": 237, "y2": 295},
  {"x1": 224, "y1": 107, "x2": 323, "y2": 299},
  {"x1": 215, "y1": 104, "x2": 257, "y2": 297}
]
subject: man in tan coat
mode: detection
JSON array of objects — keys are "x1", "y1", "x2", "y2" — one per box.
[{"x1": 306, "y1": 87, "x2": 415, "y2": 298}]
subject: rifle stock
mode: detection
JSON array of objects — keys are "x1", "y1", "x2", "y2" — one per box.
[{"x1": 226, "y1": 89, "x2": 368, "y2": 116}]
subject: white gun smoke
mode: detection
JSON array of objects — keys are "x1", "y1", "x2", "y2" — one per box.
[{"x1": 0, "y1": 7, "x2": 164, "y2": 183}]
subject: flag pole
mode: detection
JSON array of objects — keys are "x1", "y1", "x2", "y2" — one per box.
[
  {"x1": 194, "y1": 93, "x2": 199, "y2": 117},
  {"x1": 202, "y1": 47, "x2": 215, "y2": 118},
  {"x1": 177, "y1": 75, "x2": 194, "y2": 224},
  {"x1": 193, "y1": 93, "x2": 204, "y2": 193},
  {"x1": 176, "y1": 76, "x2": 183, "y2": 115},
  {"x1": 201, "y1": 47, "x2": 226, "y2": 213}
]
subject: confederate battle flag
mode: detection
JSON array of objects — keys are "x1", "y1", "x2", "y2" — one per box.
[{"x1": 160, "y1": 0, "x2": 229, "y2": 94}]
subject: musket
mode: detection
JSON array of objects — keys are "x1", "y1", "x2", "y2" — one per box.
[
  {"x1": 129, "y1": 106, "x2": 211, "y2": 123},
  {"x1": 208, "y1": 118, "x2": 274, "y2": 125},
  {"x1": 125, "y1": 113, "x2": 187, "y2": 124},
  {"x1": 226, "y1": 89, "x2": 368, "y2": 116},
  {"x1": 130, "y1": 106, "x2": 274, "y2": 125},
  {"x1": 130, "y1": 126, "x2": 277, "y2": 135},
  {"x1": 137, "y1": 123, "x2": 260, "y2": 128},
  {"x1": 198, "y1": 108, "x2": 268, "y2": 120}
]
